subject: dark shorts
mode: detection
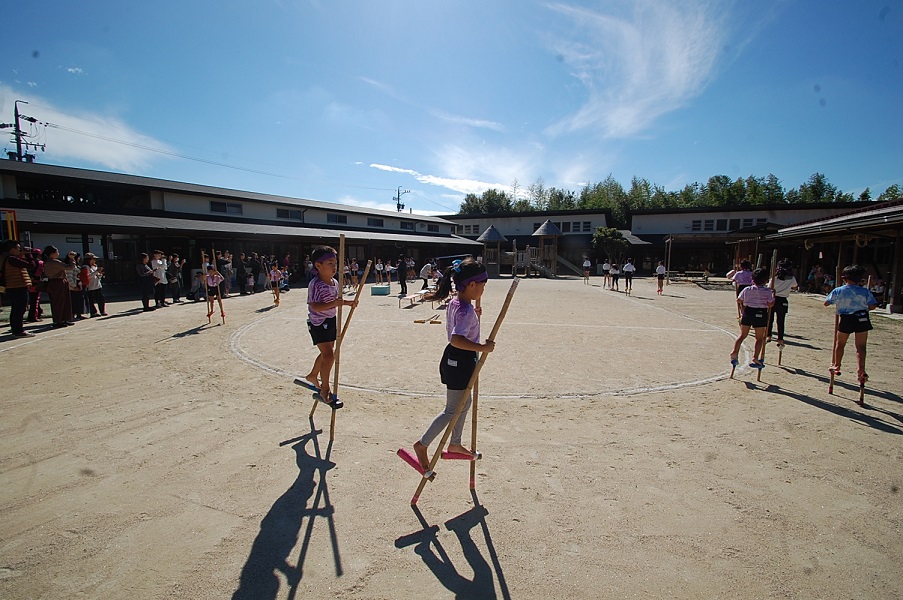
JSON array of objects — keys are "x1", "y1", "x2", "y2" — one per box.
[
  {"x1": 207, "y1": 286, "x2": 220, "y2": 298},
  {"x1": 838, "y1": 311, "x2": 872, "y2": 334},
  {"x1": 774, "y1": 296, "x2": 789, "y2": 314},
  {"x1": 657, "y1": 274, "x2": 665, "y2": 281},
  {"x1": 741, "y1": 306, "x2": 768, "y2": 328},
  {"x1": 736, "y1": 284, "x2": 749, "y2": 297},
  {"x1": 439, "y1": 344, "x2": 477, "y2": 390},
  {"x1": 308, "y1": 316, "x2": 338, "y2": 345}
]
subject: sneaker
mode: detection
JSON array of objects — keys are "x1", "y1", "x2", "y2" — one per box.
[
  {"x1": 100, "y1": 312, "x2": 108, "y2": 316},
  {"x1": 13, "y1": 332, "x2": 36, "y2": 338}
]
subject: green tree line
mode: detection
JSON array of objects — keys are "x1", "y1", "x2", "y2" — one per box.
[{"x1": 457, "y1": 173, "x2": 901, "y2": 228}]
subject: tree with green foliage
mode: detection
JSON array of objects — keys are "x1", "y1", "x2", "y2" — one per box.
[
  {"x1": 458, "y1": 188, "x2": 513, "y2": 214},
  {"x1": 858, "y1": 187, "x2": 871, "y2": 202},
  {"x1": 877, "y1": 184, "x2": 900, "y2": 202},
  {"x1": 591, "y1": 227, "x2": 629, "y2": 262}
]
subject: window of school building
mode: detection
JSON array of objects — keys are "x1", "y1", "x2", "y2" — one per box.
[
  {"x1": 327, "y1": 213, "x2": 348, "y2": 224},
  {"x1": 276, "y1": 208, "x2": 302, "y2": 220},
  {"x1": 368, "y1": 217, "x2": 384, "y2": 227},
  {"x1": 211, "y1": 201, "x2": 243, "y2": 215}
]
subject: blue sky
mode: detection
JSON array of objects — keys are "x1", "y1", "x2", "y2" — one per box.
[{"x1": 1, "y1": 0, "x2": 900, "y2": 215}]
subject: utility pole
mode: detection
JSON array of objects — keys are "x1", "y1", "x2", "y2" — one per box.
[
  {"x1": 395, "y1": 186, "x2": 410, "y2": 212},
  {"x1": 1, "y1": 100, "x2": 44, "y2": 162}
]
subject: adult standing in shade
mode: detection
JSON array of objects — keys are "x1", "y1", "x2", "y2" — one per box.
[
  {"x1": 136, "y1": 252, "x2": 158, "y2": 312},
  {"x1": 1, "y1": 240, "x2": 35, "y2": 337},
  {"x1": 41, "y1": 245, "x2": 74, "y2": 328}
]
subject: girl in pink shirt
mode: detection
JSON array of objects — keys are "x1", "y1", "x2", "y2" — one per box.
[
  {"x1": 408, "y1": 258, "x2": 495, "y2": 471},
  {"x1": 730, "y1": 268, "x2": 775, "y2": 370}
]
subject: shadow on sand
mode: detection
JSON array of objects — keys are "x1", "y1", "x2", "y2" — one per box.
[
  {"x1": 746, "y1": 382, "x2": 903, "y2": 435},
  {"x1": 232, "y1": 421, "x2": 341, "y2": 600},
  {"x1": 395, "y1": 490, "x2": 510, "y2": 600}
]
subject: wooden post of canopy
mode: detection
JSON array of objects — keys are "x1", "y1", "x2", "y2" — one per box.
[{"x1": 411, "y1": 278, "x2": 520, "y2": 505}]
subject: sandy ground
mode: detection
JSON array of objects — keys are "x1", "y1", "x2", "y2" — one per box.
[{"x1": 0, "y1": 276, "x2": 901, "y2": 600}]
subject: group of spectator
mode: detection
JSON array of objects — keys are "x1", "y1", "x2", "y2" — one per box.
[
  {"x1": 1, "y1": 240, "x2": 108, "y2": 337},
  {"x1": 135, "y1": 249, "x2": 299, "y2": 311}
]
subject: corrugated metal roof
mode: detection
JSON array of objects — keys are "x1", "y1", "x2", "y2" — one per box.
[
  {"x1": 12, "y1": 208, "x2": 481, "y2": 245},
  {"x1": 767, "y1": 201, "x2": 903, "y2": 238},
  {"x1": 0, "y1": 160, "x2": 455, "y2": 223}
]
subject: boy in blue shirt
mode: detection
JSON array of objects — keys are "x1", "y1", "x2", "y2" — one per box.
[{"x1": 824, "y1": 265, "x2": 878, "y2": 382}]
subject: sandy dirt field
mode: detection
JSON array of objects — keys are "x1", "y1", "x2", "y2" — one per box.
[{"x1": 1, "y1": 275, "x2": 901, "y2": 599}]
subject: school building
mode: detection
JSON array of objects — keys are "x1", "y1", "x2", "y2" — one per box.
[{"x1": 0, "y1": 161, "x2": 480, "y2": 287}]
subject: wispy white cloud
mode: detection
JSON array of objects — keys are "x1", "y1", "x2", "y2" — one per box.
[
  {"x1": 371, "y1": 161, "x2": 511, "y2": 196},
  {"x1": 544, "y1": 0, "x2": 731, "y2": 139},
  {"x1": 66, "y1": 67, "x2": 84, "y2": 75},
  {"x1": 0, "y1": 84, "x2": 174, "y2": 172},
  {"x1": 430, "y1": 109, "x2": 504, "y2": 132}
]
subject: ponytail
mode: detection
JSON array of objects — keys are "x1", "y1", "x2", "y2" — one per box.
[{"x1": 424, "y1": 257, "x2": 486, "y2": 302}]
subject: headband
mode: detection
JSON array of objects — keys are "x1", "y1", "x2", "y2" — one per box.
[
  {"x1": 315, "y1": 252, "x2": 336, "y2": 263},
  {"x1": 459, "y1": 272, "x2": 488, "y2": 286}
]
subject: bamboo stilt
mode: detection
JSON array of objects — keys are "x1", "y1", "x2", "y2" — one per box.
[
  {"x1": 412, "y1": 279, "x2": 519, "y2": 505},
  {"x1": 829, "y1": 313, "x2": 839, "y2": 394},
  {"x1": 469, "y1": 297, "x2": 481, "y2": 490}
]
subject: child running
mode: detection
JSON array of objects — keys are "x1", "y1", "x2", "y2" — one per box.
[
  {"x1": 304, "y1": 246, "x2": 358, "y2": 408},
  {"x1": 824, "y1": 265, "x2": 878, "y2": 382},
  {"x1": 411, "y1": 258, "x2": 495, "y2": 470},
  {"x1": 730, "y1": 268, "x2": 775, "y2": 370}
]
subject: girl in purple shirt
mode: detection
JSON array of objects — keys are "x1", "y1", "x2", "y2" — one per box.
[
  {"x1": 730, "y1": 268, "x2": 775, "y2": 370},
  {"x1": 409, "y1": 258, "x2": 495, "y2": 471},
  {"x1": 304, "y1": 246, "x2": 357, "y2": 407}
]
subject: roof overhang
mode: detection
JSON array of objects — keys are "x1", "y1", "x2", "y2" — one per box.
[{"x1": 11, "y1": 208, "x2": 482, "y2": 246}]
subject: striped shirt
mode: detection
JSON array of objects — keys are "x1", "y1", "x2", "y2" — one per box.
[
  {"x1": 738, "y1": 284, "x2": 775, "y2": 308},
  {"x1": 308, "y1": 277, "x2": 339, "y2": 325}
]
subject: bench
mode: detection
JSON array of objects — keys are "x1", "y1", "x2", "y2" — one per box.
[{"x1": 399, "y1": 290, "x2": 427, "y2": 308}]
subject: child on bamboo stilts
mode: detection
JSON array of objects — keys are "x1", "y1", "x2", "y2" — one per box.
[
  {"x1": 730, "y1": 268, "x2": 774, "y2": 370},
  {"x1": 824, "y1": 265, "x2": 878, "y2": 382},
  {"x1": 304, "y1": 246, "x2": 357, "y2": 407},
  {"x1": 269, "y1": 264, "x2": 282, "y2": 306},
  {"x1": 411, "y1": 258, "x2": 495, "y2": 471},
  {"x1": 205, "y1": 265, "x2": 225, "y2": 321},
  {"x1": 767, "y1": 259, "x2": 798, "y2": 346}
]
